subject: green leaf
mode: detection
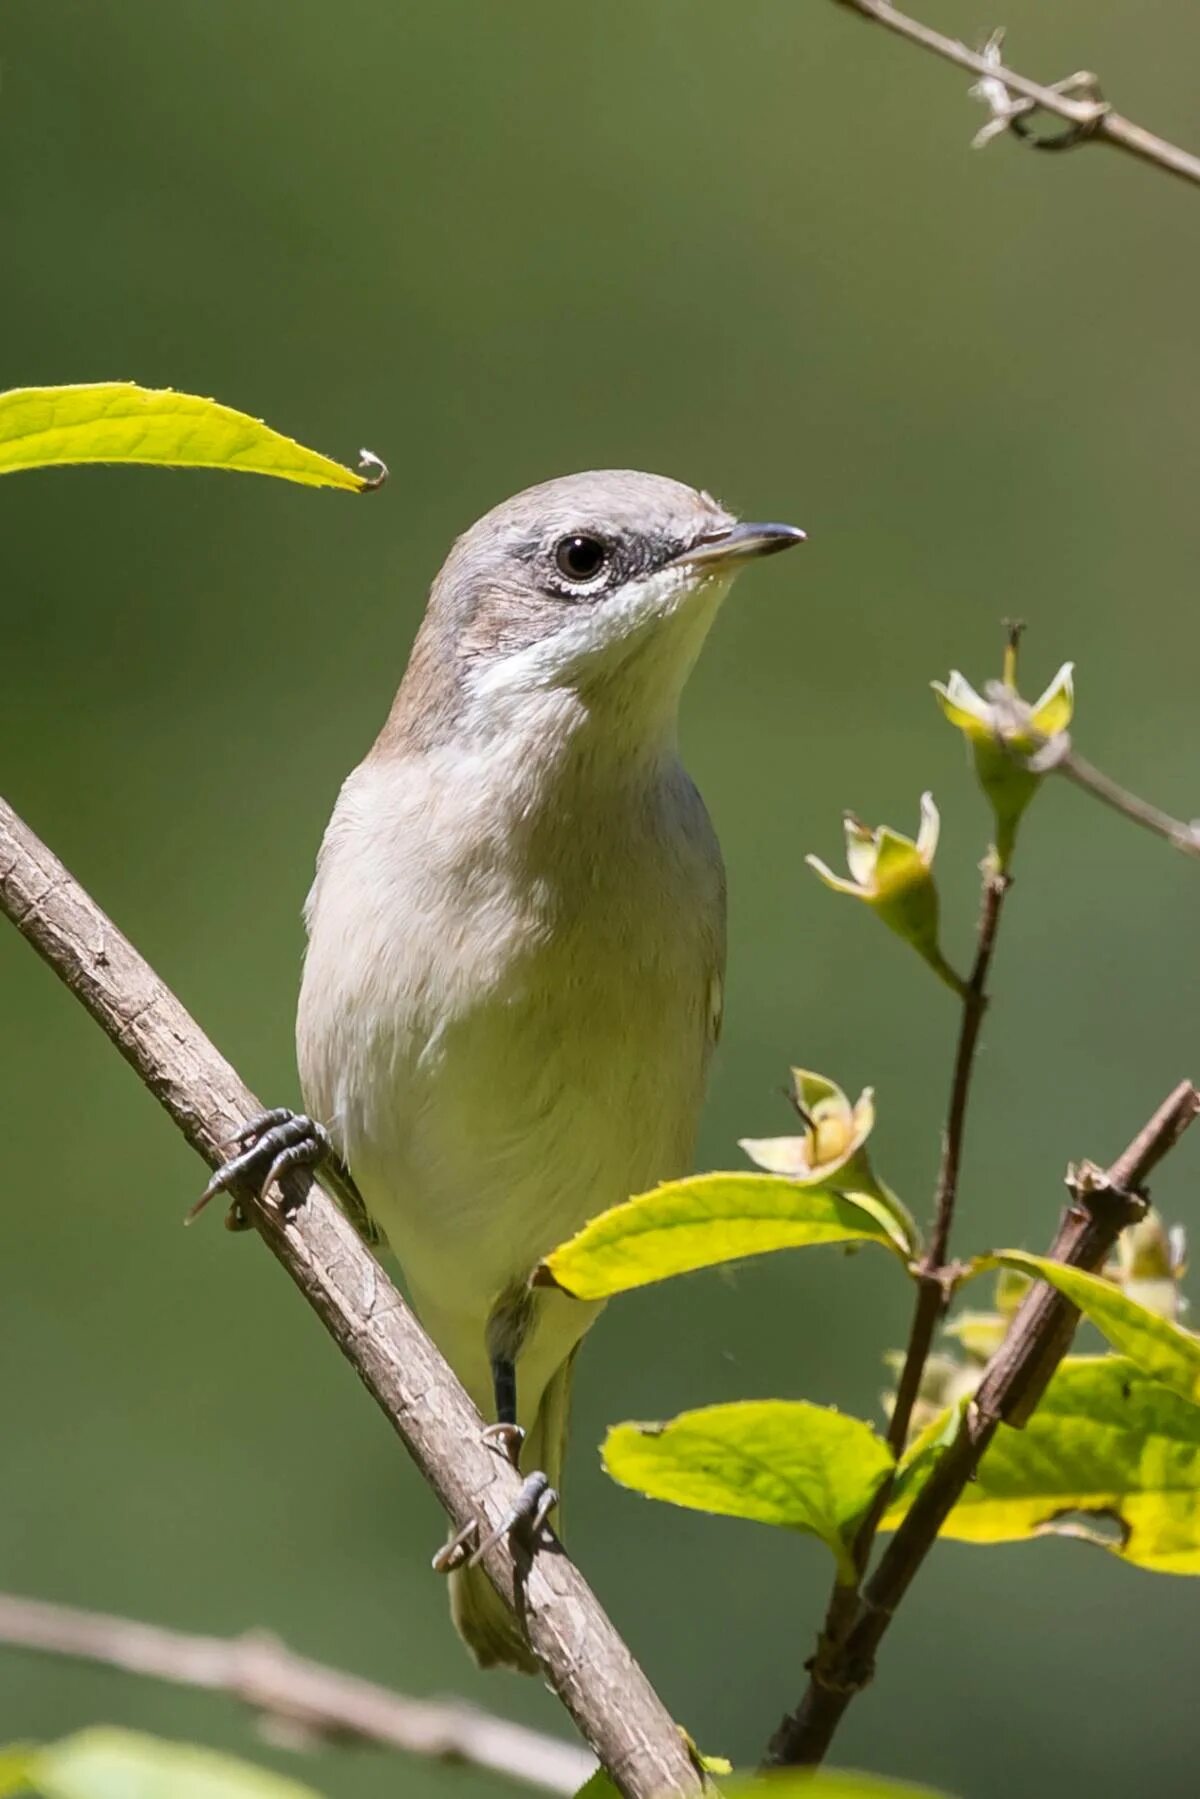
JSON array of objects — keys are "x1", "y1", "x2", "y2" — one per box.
[
  {"x1": 575, "y1": 1769, "x2": 954, "y2": 1799},
  {"x1": 31, "y1": 1729, "x2": 325, "y2": 1799},
  {"x1": 603, "y1": 1400, "x2": 894, "y2": 1583},
  {"x1": 724, "y1": 1777, "x2": 956, "y2": 1799},
  {"x1": 889, "y1": 1357, "x2": 1200, "y2": 1573},
  {"x1": 0, "y1": 385, "x2": 372, "y2": 491},
  {"x1": 941, "y1": 1310, "x2": 1007, "y2": 1362},
  {"x1": 571, "y1": 1773, "x2": 735, "y2": 1799},
  {"x1": 997, "y1": 1250, "x2": 1200, "y2": 1405},
  {"x1": 538, "y1": 1173, "x2": 911, "y2": 1301},
  {"x1": 0, "y1": 1746, "x2": 38, "y2": 1797}
]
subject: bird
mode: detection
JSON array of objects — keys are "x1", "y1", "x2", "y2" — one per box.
[{"x1": 201, "y1": 470, "x2": 804, "y2": 1671}]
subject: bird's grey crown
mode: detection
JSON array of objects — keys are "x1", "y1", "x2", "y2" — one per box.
[{"x1": 376, "y1": 471, "x2": 734, "y2": 753}]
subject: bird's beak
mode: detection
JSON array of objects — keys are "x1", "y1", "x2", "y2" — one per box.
[{"x1": 674, "y1": 520, "x2": 807, "y2": 568}]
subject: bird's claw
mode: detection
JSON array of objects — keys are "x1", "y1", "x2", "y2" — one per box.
[
  {"x1": 481, "y1": 1421, "x2": 526, "y2": 1468},
  {"x1": 432, "y1": 1439, "x2": 558, "y2": 1577},
  {"x1": 431, "y1": 1518, "x2": 479, "y2": 1575},
  {"x1": 188, "y1": 1108, "x2": 332, "y2": 1224},
  {"x1": 468, "y1": 1472, "x2": 558, "y2": 1567}
]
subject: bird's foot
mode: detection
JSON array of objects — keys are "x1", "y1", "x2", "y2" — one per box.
[
  {"x1": 432, "y1": 1428, "x2": 558, "y2": 1573},
  {"x1": 468, "y1": 1470, "x2": 558, "y2": 1567},
  {"x1": 188, "y1": 1109, "x2": 333, "y2": 1229},
  {"x1": 433, "y1": 1472, "x2": 559, "y2": 1574}
]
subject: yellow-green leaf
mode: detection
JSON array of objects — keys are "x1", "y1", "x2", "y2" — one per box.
[
  {"x1": 32, "y1": 1729, "x2": 324, "y2": 1799},
  {"x1": 725, "y1": 1778, "x2": 956, "y2": 1799},
  {"x1": 0, "y1": 384, "x2": 374, "y2": 491},
  {"x1": 997, "y1": 1250, "x2": 1200, "y2": 1405},
  {"x1": 0, "y1": 1745, "x2": 37, "y2": 1798},
  {"x1": 888, "y1": 1358, "x2": 1200, "y2": 1574},
  {"x1": 576, "y1": 1768, "x2": 956, "y2": 1799},
  {"x1": 941, "y1": 1310, "x2": 1008, "y2": 1362},
  {"x1": 538, "y1": 1173, "x2": 911, "y2": 1301},
  {"x1": 577, "y1": 1775, "x2": 952, "y2": 1799},
  {"x1": 603, "y1": 1400, "x2": 894, "y2": 1583}
]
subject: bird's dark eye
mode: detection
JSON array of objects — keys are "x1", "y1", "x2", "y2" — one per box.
[{"x1": 554, "y1": 533, "x2": 610, "y2": 583}]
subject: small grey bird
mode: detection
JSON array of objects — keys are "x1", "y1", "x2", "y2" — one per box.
[{"x1": 205, "y1": 470, "x2": 803, "y2": 1671}]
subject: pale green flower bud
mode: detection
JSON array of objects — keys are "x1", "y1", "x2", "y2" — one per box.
[
  {"x1": 882, "y1": 1348, "x2": 980, "y2": 1443},
  {"x1": 806, "y1": 793, "x2": 964, "y2": 994},
  {"x1": 1114, "y1": 1208, "x2": 1187, "y2": 1322},
  {"x1": 740, "y1": 1069, "x2": 877, "y2": 1186},
  {"x1": 741, "y1": 1069, "x2": 920, "y2": 1257},
  {"x1": 933, "y1": 661, "x2": 1074, "y2": 869}
]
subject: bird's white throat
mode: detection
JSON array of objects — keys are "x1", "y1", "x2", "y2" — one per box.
[{"x1": 464, "y1": 562, "x2": 734, "y2": 761}]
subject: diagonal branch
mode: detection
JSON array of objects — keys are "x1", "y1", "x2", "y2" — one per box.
[
  {"x1": 765, "y1": 1076, "x2": 1199, "y2": 1767},
  {"x1": 0, "y1": 1594, "x2": 593, "y2": 1796},
  {"x1": 0, "y1": 796, "x2": 705, "y2": 1799},
  {"x1": 831, "y1": 0, "x2": 1200, "y2": 190}
]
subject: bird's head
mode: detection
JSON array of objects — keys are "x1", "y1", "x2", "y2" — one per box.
[{"x1": 387, "y1": 470, "x2": 804, "y2": 751}]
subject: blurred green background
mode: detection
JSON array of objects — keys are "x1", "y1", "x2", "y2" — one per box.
[{"x1": 3, "y1": 2, "x2": 1198, "y2": 1794}]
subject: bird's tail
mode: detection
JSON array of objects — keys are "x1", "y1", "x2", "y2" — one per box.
[{"x1": 449, "y1": 1350, "x2": 576, "y2": 1675}]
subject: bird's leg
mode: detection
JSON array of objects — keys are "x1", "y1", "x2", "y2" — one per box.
[
  {"x1": 188, "y1": 1108, "x2": 379, "y2": 1243},
  {"x1": 470, "y1": 1352, "x2": 559, "y2": 1566},
  {"x1": 482, "y1": 1354, "x2": 524, "y2": 1465},
  {"x1": 433, "y1": 1355, "x2": 559, "y2": 1575}
]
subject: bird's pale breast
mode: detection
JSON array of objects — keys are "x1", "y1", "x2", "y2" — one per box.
[{"x1": 297, "y1": 710, "x2": 725, "y2": 1417}]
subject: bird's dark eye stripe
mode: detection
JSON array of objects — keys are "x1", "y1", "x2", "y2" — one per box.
[{"x1": 526, "y1": 528, "x2": 695, "y2": 598}]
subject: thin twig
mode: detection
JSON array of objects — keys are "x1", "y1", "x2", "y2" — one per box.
[
  {"x1": 0, "y1": 797, "x2": 705, "y2": 1799},
  {"x1": 794, "y1": 862, "x2": 1009, "y2": 1691},
  {"x1": 1053, "y1": 747, "x2": 1200, "y2": 857},
  {"x1": 832, "y1": 0, "x2": 1200, "y2": 190},
  {"x1": 888, "y1": 864, "x2": 1008, "y2": 1455},
  {"x1": 0, "y1": 1594, "x2": 592, "y2": 1796},
  {"x1": 984, "y1": 669, "x2": 1198, "y2": 859},
  {"x1": 765, "y1": 1078, "x2": 1199, "y2": 1767},
  {"x1": 1017, "y1": 716, "x2": 1200, "y2": 856}
]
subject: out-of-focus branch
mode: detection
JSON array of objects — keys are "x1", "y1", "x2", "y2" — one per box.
[
  {"x1": 0, "y1": 1594, "x2": 593, "y2": 1796},
  {"x1": 831, "y1": 0, "x2": 1200, "y2": 190},
  {"x1": 765, "y1": 1078, "x2": 1199, "y2": 1768},
  {"x1": 0, "y1": 796, "x2": 705, "y2": 1799}
]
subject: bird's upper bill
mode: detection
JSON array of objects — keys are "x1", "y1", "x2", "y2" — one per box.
[{"x1": 673, "y1": 520, "x2": 807, "y2": 568}]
